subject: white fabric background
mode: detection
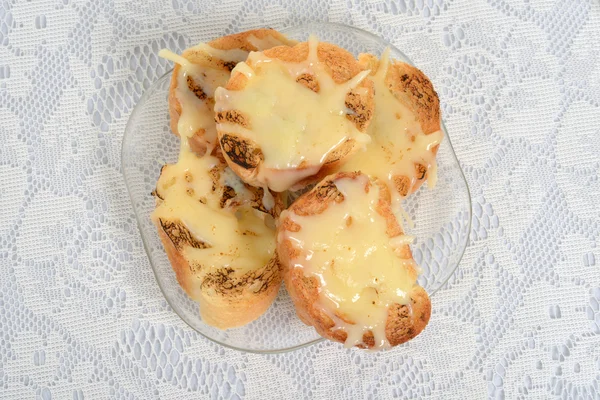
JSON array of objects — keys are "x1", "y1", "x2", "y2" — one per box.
[{"x1": 1, "y1": 0, "x2": 599, "y2": 398}]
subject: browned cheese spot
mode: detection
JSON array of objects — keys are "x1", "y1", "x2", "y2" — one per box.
[
  {"x1": 186, "y1": 76, "x2": 207, "y2": 101},
  {"x1": 159, "y1": 219, "x2": 209, "y2": 250}
]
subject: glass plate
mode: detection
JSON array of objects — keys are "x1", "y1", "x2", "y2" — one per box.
[{"x1": 122, "y1": 22, "x2": 472, "y2": 353}]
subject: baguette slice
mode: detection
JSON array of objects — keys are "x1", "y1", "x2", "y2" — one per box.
[
  {"x1": 214, "y1": 39, "x2": 375, "y2": 193},
  {"x1": 152, "y1": 152, "x2": 283, "y2": 329},
  {"x1": 156, "y1": 215, "x2": 281, "y2": 329},
  {"x1": 340, "y1": 52, "x2": 442, "y2": 199},
  {"x1": 277, "y1": 172, "x2": 430, "y2": 349}
]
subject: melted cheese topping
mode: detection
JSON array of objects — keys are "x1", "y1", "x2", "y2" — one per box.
[
  {"x1": 187, "y1": 43, "x2": 249, "y2": 63},
  {"x1": 283, "y1": 176, "x2": 418, "y2": 349},
  {"x1": 340, "y1": 49, "x2": 443, "y2": 203},
  {"x1": 214, "y1": 36, "x2": 372, "y2": 192}
]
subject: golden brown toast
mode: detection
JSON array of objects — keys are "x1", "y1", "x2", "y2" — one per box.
[
  {"x1": 277, "y1": 172, "x2": 431, "y2": 348},
  {"x1": 156, "y1": 222, "x2": 281, "y2": 329},
  {"x1": 215, "y1": 39, "x2": 375, "y2": 192},
  {"x1": 340, "y1": 53, "x2": 442, "y2": 198},
  {"x1": 152, "y1": 152, "x2": 283, "y2": 329}
]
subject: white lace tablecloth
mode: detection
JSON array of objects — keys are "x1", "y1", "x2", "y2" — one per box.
[{"x1": 1, "y1": 0, "x2": 599, "y2": 398}]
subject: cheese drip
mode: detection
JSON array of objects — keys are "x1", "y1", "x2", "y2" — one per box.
[
  {"x1": 247, "y1": 34, "x2": 298, "y2": 51},
  {"x1": 340, "y1": 49, "x2": 443, "y2": 203},
  {"x1": 214, "y1": 36, "x2": 372, "y2": 192},
  {"x1": 285, "y1": 176, "x2": 418, "y2": 349}
]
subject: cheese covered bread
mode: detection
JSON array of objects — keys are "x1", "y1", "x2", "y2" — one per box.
[
  {"x1": 340, "y1": 50, "x2": 442, "y2": 200},
  {"x1": 162, "y1": 29, "x2": 297, "y2": 155},
  {"x1": 152, "y1": 151, "x2": 282, "y2": 329},
  {"x1": 214, "y1": 36, "x2": 375, "y2": 193},
  {"x1": 277, "y1": 172, "x2": 431, "y2": 349}
]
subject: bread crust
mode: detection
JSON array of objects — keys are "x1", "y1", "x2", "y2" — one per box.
[
  {"x1": 358, "y1": 54, "x2": 441, "y2": 196},
  {"x1": 277, "y1": 172, "x2": 431, "y2": 348},
  {"x1": 217, "y1": 41, "x2": 375, "y2": 192},
  {"x1": 168, "y1": 29, "x2": 297, "y2": 155}
]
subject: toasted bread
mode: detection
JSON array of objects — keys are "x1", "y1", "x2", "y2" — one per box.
[
  {"x1": 166, "y1": 29, "x2": 297, "y2": 154},
  {"x1": 358, "y1": 53, "x2": 440, "y2": 134},
  {"x1": 340, "y1": 53, "x2": 442, "y2": 198},
  {"x1": 215, "y1": 39, "x2": 375, "y2": 192},
  {"x1": 152, "y1": 152, "x2": 283, "y2": 329},
  {"x1": 277, "y1": 172, "x2": 431, "y2": 348}
]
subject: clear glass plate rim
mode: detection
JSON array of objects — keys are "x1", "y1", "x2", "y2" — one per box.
[{"x1": 121, "y1": 22, "x2": 472, "y2": 354}]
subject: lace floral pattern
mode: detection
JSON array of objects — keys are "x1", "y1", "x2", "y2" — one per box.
[{"x1": 1, "y1": 0, "x2": 599, "y2": 398}]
